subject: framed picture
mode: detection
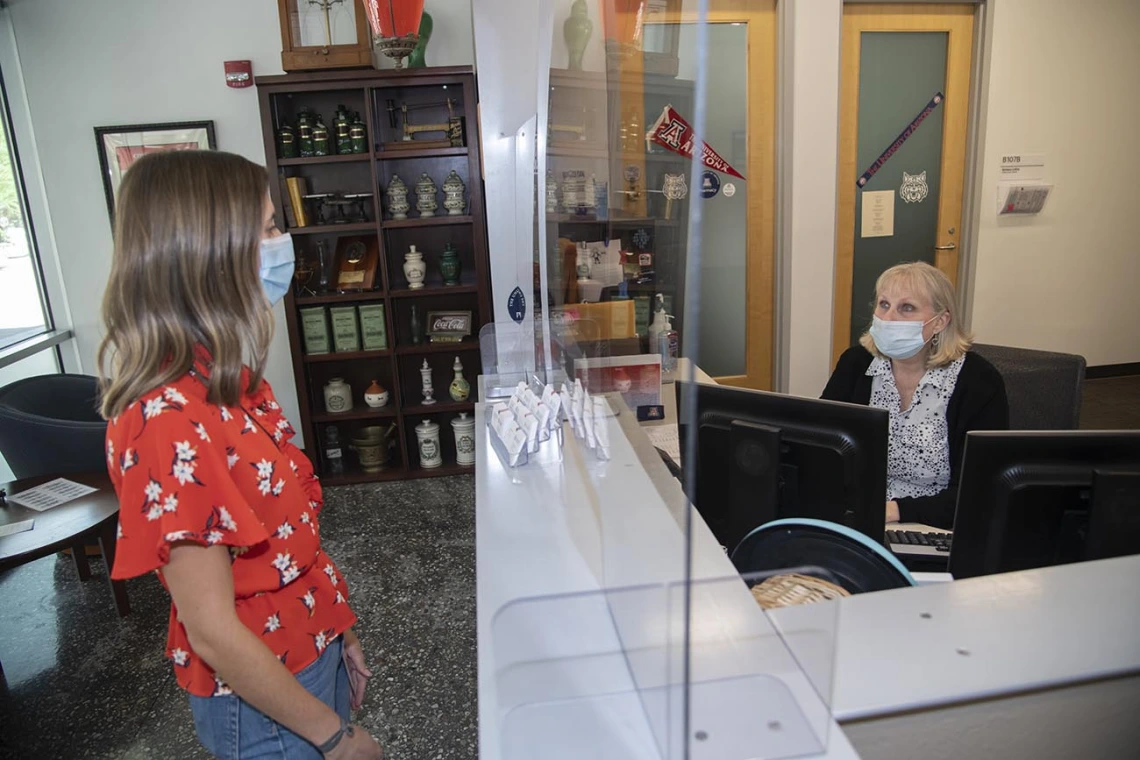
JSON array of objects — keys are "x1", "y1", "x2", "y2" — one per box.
[
  {"x1": 574, "y1": 354, "x2": 663, "y2": 412},
  {"x1": 93, "y1": 121, "x2": 216, "y2": 222},
  {"x1": 426, "y1": 310, "x2": 473, "y2": 344}
]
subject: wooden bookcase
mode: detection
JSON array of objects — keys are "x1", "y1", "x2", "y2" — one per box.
[{"x1": 256, "y1": 67, "x2": 490, "y2": 485}]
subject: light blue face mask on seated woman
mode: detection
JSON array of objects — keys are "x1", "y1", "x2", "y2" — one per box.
[
  {"x1": 869, "y1": 314, "x2": 942, "y2": 360},
  {"x1": 258, "y1": 232, "x2": 295, "y2": 307}
]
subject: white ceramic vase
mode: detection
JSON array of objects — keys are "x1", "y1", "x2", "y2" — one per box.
[
  {"x1": 403, "y1": 245, "x2": 426, "y2": 290},
  {"x1": 323, "y1": 377, "x2": 353, "y2": 415},
  {"x1": 451, "y1": 412, "x2": 476, "y2": 466},
  {"x1": 415, "y1": 419, "x2": 443, "y2": 469}
]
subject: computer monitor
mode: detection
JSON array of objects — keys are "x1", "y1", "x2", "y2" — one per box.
[
  {"x1": 950, "y1": 431, "x2": 1140, "y2": 579},
  {"x1": 676, "y1": 381, "x2": 889, "y2": 552}
]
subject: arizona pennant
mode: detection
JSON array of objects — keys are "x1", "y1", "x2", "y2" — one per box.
[{"x1": 646, "y1": 105, "x2": 745, "y2": 181}]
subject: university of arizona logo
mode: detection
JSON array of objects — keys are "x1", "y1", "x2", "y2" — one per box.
[
  {"x1": 900, "y1": 171, "x2": 929, "y2": 203},
  {"x1": 656, "y1": 117, "x2": 687, "y2": 149},
  {"x1": 663, "y1": 173, "x2": 688, "y2": 201}
]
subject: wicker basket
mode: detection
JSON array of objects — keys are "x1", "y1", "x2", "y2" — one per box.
[{"x1": 749, "y1": 573, "x2": 850, "y2": 610}]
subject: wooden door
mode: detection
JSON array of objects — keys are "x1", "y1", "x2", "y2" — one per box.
[{"x1": 834, "y1": 4, "x2": 975, "y2": 363}]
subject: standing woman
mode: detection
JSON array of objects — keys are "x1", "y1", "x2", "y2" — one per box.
[
  {"x1": 823, "y1": 261, "x2": 1008, "y2": 529},
  {"x1": 98, "y1": 151, "x2": 383, "y2": 760}
]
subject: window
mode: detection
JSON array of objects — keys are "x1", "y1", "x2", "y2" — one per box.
[{"x1": 0, "y1": 70, "x2": 53, "y2": 351}]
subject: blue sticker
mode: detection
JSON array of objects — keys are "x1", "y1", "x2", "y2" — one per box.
[
  {"x1": 700, "y1": 171, "x2": 721, "y2": 199},
  {"x1": 508, "y1": 286, "x2": 526, "y2": 324}
]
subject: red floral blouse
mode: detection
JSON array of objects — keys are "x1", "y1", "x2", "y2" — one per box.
[{"x1": 106, "y1": 360, "x2": 356, "y2": 697}]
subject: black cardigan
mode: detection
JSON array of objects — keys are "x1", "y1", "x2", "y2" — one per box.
[{"x1": 821, "y1": 346, "x2": 1009, "y2": 529}]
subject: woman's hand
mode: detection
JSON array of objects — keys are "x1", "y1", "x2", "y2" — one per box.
[
  {"x1": 885, "y1": 500, "x2": 901, "y2": 524},
  {"x1": 342, "y1": 628, "x2": 373, "y2": 712},
  {"x1": 325, "y1": 725, "x2": 383, "y2": 760}
]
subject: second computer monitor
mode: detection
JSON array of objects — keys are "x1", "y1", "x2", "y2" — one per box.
[
  {"x1": 676, "y1": 381, "x2": 889, "y2": 552},
  {"x1": 950, "y1": 430, "x2": 1140, "y2": 579}
]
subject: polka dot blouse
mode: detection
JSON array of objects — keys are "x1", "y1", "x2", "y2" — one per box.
[{"x1": 867, "y1": 355, "x2": 966, "y2": 501}]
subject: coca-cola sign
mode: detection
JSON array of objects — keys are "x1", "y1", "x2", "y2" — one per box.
[{"x1": 426, "y1": 310, "x2": 473, "y2": 343}]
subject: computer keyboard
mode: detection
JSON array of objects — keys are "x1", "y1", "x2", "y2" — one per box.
[{"x1": 887, "y1": 528, "x2": 953, "y2": 558}]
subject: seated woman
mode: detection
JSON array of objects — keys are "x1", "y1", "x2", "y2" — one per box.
[{"x1": 823, "y1": 262, "x2": 1008, "y2": 529}]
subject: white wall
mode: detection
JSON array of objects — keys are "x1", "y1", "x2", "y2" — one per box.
[
  {"x1": 6, "y1": 0, "x2": 475, "y2": 445},
  {"x1": 968, "y1": 0, "x2": 1140, "y2": 366}
]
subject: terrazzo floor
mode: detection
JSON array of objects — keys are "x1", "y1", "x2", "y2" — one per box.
[{"x1": 0, "y1": 476, "x2": 476, "y2": 760}]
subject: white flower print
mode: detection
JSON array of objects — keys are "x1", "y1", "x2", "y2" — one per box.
[
  {"x1": 313, "y1": 630, "x2": 329, "y2": 653},
  {"x1": 212, "y1": 675, "x2": 232, "y2": 697},
  {"x1": 264, "y1": 613, "x2": 281, "y2": 633},
  {"x1": 174, "y1": 440, "x2": 197, "y2": 462},
  {"x1": 299, "y1": 512, "x2": 311, "y2": 525},
  {"x1": 323, "y1": 563, "x2": 337, "y2": 582},
  {"x1": 281, "y1": 564, "x2": 301, "y2": 585},
  {"x1": 171, "y1": 647, "x2": 190, "y2": 666},
  {"x1": 242, "y1": 415, "x2": 257, "y2": 435},
  {"x1": 335, "y1": 591, "x2": 346, "y2": 605},
  {"x1": 258, "y1": 478, "x2": 271, "y2": 496},
  {"x1": 276, "y1": 521, "x2": 295, "y2": 540},
  {"x1": 272, "y1": 479, "x2": 286, "y2": 496},
  {"x1": 268, "y1": 400, "x2": 280, "y2": 411},
  {"x1": 119, "y1": 448, "x2": 139, "y2": 475},
  {"x1": 255, "y1": 459, "x2": 274, "y2": 479},
  {"x1": 289, "y1": 460, "x2": 299, "y2": 474},
  {"x1": 308, "y1": 500, "x2": 320, "y2": 511},
  {"x1": 220, "y1": 406, "x2": 234, "y2": 422},
  {"x1": 253, "y1": 406, "x2": 266, "y2": 417},
  {"x1": 144, "y1": 479, "x2": 163, "y2": 503},
  {"x1": 172, "y1": 460, "x2": 198, "y2": 486},
  {"x1": 215, "y1": 506, "x2": 236, "y2": 531},
  {"x1": 143, "y1": 397, "x2": 169, "y2": 420},
  {"x1": 162, "y1": 493, "x2": 178, "y2": 513},
  {"x1": 193, "y1": 422, "x2": 211, "y2": 442},
  {"x1": 147, "y1": 504, "x2": 164, "y2": 522},
  {"x1": 116, "y1": 522, "x2": 124, "y2": 540},
  {"x1": 165, "y1": 530, "x2": 193, "y2": 542},
  {"x1": 226, "y1": 447, "x2": 239, "y2": 471},
  {"x1": 106, "y1": 440, "x2": 115, "y2": 469},
  {"x1": 163, "y1": 387, "x2": 188, "y2": 407},
  {"x1": 229, "y1": 545, "x2": 250, "y2": 559},
  {"x1": 277, "y1": 418, "x2": 292, "y2": 432},
  {"x1": 299, "y1": 588, "x2": 317, "y2": 617},
  {"x1": 205, "y1": 530, "x2": 224, "y2": 545},
  {"x1": 272, "y1": 430, "x2": 284, "y2": 443},
  {"x1": 271, "y1": 552, "x2": 294, "y2": 572}
]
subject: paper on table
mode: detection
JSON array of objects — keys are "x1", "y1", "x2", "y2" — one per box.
[
  {"x1": 0, "y1": 519, "x2": 35, "y2": 538},
  {"x1": 645, "y1": 424, "x2": 682, "y2": 465},
  {"x1": 8, "y1": 478, "x2": 99, "y2": 512}
]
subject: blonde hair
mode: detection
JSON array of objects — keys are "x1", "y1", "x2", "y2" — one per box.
[
  {"x1": 859, "y1": 261, "x2": 971, "y2": 368},
  {"x1": 98, "y1": 150, "x2": 273, "y2": 419}
]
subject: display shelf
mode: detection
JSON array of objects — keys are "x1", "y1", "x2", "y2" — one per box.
[
  {"x1": 295, "y1": 290, "x2": 387, "y2": 306},
  {"x1": 289, "y1": 222, "x2": 376, "y2": 236},
  {"x1": 395, "y1": 341, "x2": 479, "y2": 356},
  {"x1": 278, "y1": 154, "x2": 373, "y2": 166},
  {"x1": 381, "y1": 215, "x2": 472, "y2": 229},
  {"x1": 376, "y1": 146, "x2": 468, "y2": 160},
  {"x1": 310, "y1": 407, "x2": 398, "y2": 423},
  {"x1": 302, "y1": 349, "x2": 391, "y2": 363},
  {"x1": 388, "y1": 284, "x2": 478, "y2": 299},
  {"x1": 403, "y1": 401, "x2": 474, "y2": 416}
]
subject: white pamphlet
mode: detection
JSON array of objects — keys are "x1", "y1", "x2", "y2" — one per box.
[{"x1": 8, "y1": 478, "x2": 98, "y2": 512}]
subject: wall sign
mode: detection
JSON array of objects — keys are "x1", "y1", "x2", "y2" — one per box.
[
  {"x1": 722, "y1": 182, "x2": 736, "y2": 198},
  {"x1": 861, "y1": 190, "x2": 895, "y2": 237},
  {"x1": 998, "y1": 153, "x2": 1045, "y2": 181}
]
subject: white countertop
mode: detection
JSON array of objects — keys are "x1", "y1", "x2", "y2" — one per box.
[
  {"x1": 769, "y1": 553, "x2": 1140, "y2": 722},
  {"x1": 475, "y1": 379, "x2": 859, "y2": 759}
]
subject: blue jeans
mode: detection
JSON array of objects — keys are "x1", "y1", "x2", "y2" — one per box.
[{"x1": 188, "y1": 637, "x2": 350, "y2": 759}]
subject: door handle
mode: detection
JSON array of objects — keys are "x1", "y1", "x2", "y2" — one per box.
[{"x1": 934, "y1": 242, "x2": 957, "y2": 250}]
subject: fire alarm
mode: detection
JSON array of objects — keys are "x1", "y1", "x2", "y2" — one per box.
[{"x1": 224, "y1": 60, "x2": 253, "y2": 88}]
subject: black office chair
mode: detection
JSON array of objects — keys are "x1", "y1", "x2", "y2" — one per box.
[
  {"x1": 971, "y1": 343, "x2": 1086, "y2": 430},
  {"x1": 0, "y1": 374, "x2": 107, "y2": 478},
  {"x1": 0, "y1": 374, "x2": 109, "y2": 583}
]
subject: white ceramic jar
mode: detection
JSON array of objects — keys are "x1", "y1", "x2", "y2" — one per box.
[
  {"x1": 415, "y1": 418, "x2": 443, "y2": 469},
  {"x1": 403, "y1": 245, "x2": 426, "y2": 290},
  {"x1": 451, "y1": 412, "x2": 476, "y2": 466},
  {"x1": 323, "y1": 377, "x2": 353, "y2": 414}
]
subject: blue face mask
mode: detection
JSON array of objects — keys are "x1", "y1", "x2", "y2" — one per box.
[
  {"x1": 869, "y1": 314, "x2": 940, "y2": 360},
  {"x1": 258, "y1": 233, "x2": 295, "y2": 307}
]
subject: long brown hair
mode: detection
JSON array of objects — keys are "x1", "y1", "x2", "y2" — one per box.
[{"x1": 98, "y1": 150, "x2": 273, "y2": 419}]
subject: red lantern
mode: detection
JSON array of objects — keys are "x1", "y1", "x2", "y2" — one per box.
[
  {"x1": 363, "y1": 0, "x2": 425, "y2": 68},
  {"x1": 598, "y1": 0, "x2": 646, "y2": 51}
]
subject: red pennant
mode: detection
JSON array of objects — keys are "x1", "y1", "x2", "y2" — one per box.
[{"x1": 646, "y1": 104, "x2": 745, "y2": 181}]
